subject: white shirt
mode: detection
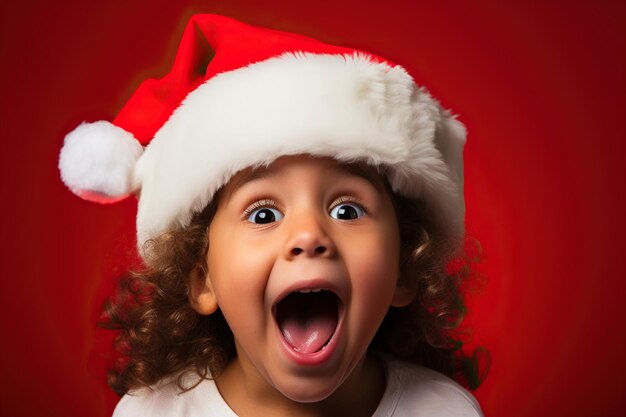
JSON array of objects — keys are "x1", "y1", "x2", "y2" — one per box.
[{"x1": 113, "y1": 356, "x2": 483, "y2": 416}]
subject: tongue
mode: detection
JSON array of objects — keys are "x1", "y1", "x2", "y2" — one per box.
[{"x1": 277, "y1": 292, "x2": 338, "y2": 354}]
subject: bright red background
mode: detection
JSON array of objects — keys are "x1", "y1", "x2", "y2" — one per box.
[{"x1": 1, "y1": 1, "x2": 625, "y2": 416}]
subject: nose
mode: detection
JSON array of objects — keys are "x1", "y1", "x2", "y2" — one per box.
[{"x1": 283, "y1": 213, "x2": 336, "y2": 260}]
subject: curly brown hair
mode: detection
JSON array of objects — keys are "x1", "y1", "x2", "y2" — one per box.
[{"x1": 100, "y1": 183, "x2": 488, "y2": 396}]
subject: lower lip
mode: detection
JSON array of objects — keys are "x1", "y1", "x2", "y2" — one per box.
[{"x1": 276, "y1": 306, "x2": 344, "y2": 367}]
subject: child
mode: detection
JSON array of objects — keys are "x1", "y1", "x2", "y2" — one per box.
[{"x1": 59, "y1": 14, "x2": 486, "y2": 416}]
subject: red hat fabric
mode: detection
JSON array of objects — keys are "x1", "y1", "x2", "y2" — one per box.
[
  {"x1": 58, "y1": 14, "x2": 466, "y2": 259},
  {"x1": 115, "y1": 14, "x2": 388, "y2": 143}
]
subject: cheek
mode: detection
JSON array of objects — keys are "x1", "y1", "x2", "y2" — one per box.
[
  {"x1": 358, "y1": 220, "x2": 400, "y2": 280},
  {"x1": 346, "y1": 229, "x2": 401, "y2": 317},
  {"x1": 207, "y1": 231, "x2": 274, "y2": 310},
  {"x1": 354, "y1": 254, "x2": 399, "y2": 302},
  {"x1": 207, "y1": 246, "x2": 263, "y2": 341},
  {"x1": 346, "y1": 253, "x2": 399, "y2": 354}
]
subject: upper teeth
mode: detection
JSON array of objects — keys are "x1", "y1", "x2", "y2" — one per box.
[{"x1": 298, "y1": 288, "x2": 322, "y2": 293}]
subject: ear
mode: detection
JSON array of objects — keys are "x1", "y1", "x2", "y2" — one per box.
[
  {"x1": 189, "y1": 264, "x2": 219, "y2": 315},
  {"x1": 391, "y1": 270, "x2": 417, "y2": 307},
  {"x1": 391, "y1": 284, "x2": 417, "y2": 307}
]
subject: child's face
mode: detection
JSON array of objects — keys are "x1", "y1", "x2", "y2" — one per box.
[{"x1": 195, "y1": 155, "x2": 411, "y2": 403}]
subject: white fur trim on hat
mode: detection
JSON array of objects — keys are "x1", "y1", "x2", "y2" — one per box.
[
  {"x1": 133, "y1": 52, "x2": 466, "y2": 251},
  {"x1": 59, "y1": 121, "x2": 144, "y2": 203}
]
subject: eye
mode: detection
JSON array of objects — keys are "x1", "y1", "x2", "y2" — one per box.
[
  {"x1": 247, "y1": 207, "x2": 284, "y2": 224},
  {"x1": 329, "y1": 201, "x2": 365, "y2": 220}
]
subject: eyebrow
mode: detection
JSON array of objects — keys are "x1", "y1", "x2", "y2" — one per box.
[
  {"x1": 222, "y1": 158, "x2": 391, "y2": 200},
  {"x1": 337, "y1": 162, "x2": 389, "y2": 193},
  {"x1": 221, "y1": 164, "x2": 273, "y2": 200}
]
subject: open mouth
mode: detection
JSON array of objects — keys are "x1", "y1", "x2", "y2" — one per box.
[{"x1": 274, "y1": 289, "x2": 340, "y2": 354}]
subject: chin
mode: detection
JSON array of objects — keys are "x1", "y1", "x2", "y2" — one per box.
[{"x1": 273, "y1": 375, "x2": 343, "y2": 404}]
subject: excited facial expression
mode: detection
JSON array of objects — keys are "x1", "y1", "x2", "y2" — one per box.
[{"x1": 198, "y1": 155, "x2": 408, "y2": 403}]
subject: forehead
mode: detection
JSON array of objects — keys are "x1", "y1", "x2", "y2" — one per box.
[{"x1": 223, "y1": 155, "x2": 389, "y2": 196}]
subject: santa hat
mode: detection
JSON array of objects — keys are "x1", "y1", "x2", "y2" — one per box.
[{"x1": 58, "y1": 14, "x2": 467, "y2": 257}]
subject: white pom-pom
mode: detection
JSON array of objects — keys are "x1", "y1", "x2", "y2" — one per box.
[{"x1": 59, "y1": 121, "x2": 144, "y2": 203}]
